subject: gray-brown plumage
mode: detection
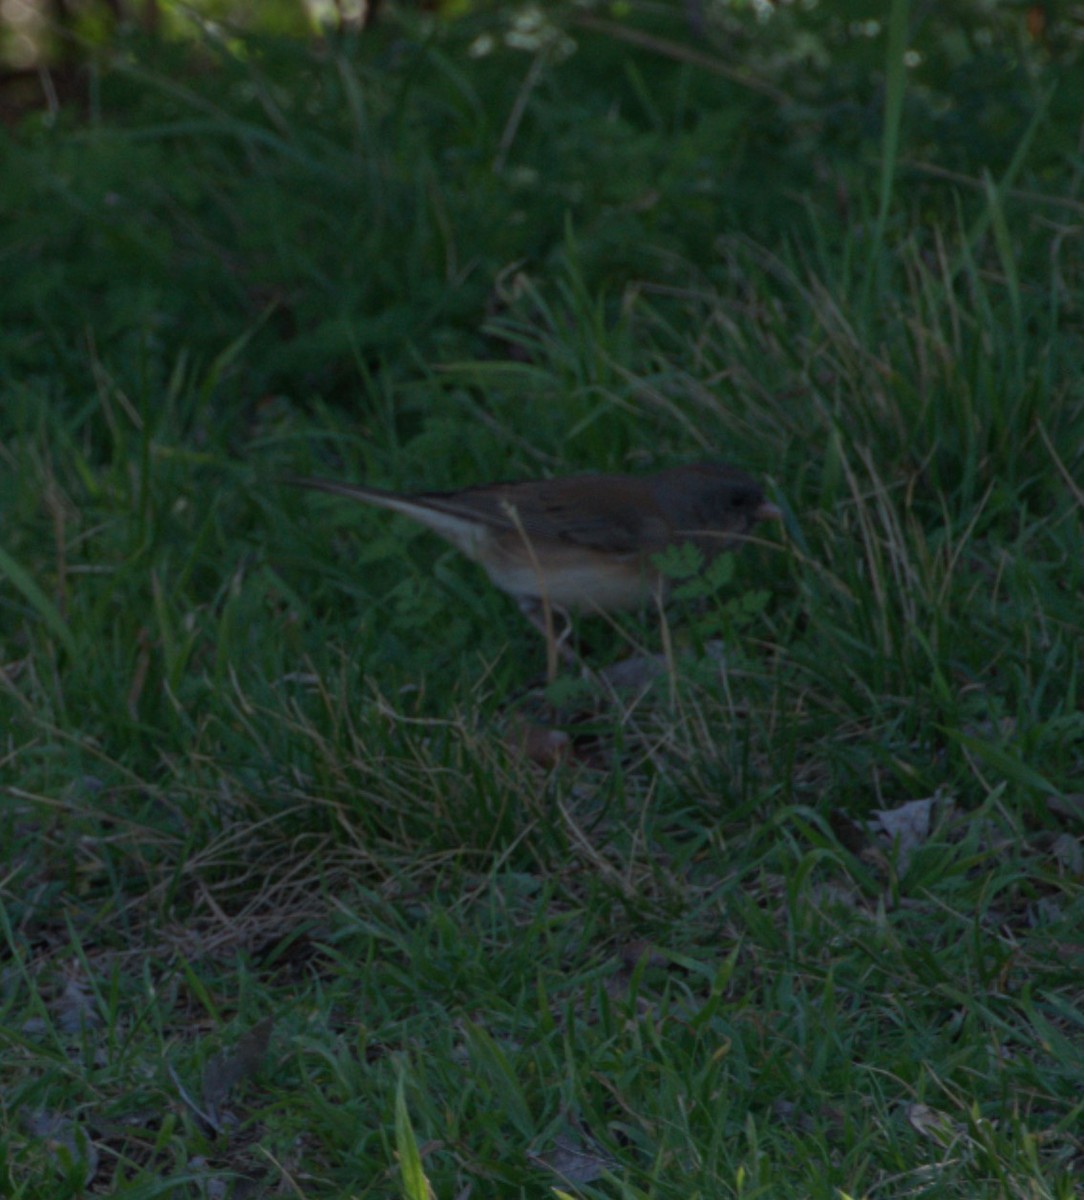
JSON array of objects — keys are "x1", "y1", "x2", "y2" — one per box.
[{"x1": 290, "y1": 463, "x2": 781, "y2": 667}]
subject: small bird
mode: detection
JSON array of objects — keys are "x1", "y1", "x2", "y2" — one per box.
[{"x1": 290, "y1": 463, "x2": 781, "y2": 672}]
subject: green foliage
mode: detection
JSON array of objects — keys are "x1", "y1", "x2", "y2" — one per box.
[{"x1": 1, "y1": 3, "x2": 1083, "y2": 1197}]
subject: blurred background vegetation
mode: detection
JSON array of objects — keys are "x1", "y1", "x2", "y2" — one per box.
[{"x1": 3, "y1": 0, "x2": 1079, "y2": 433}]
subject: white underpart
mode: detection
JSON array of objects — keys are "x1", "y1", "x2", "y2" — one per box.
[
  {"x1": 483, "y1": 556, "x2": 654, "y2": 609},
  {"x1": 362, "y1": 493, "x2": 660, "y2": 609}
]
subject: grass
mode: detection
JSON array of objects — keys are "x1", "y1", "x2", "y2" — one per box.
[{"x1": 2, "y1": 1, "x2": 1084, "y2": 1196}]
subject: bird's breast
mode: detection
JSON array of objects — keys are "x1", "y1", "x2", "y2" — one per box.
[{"x1": 481, "y1": 540, "x2": 663, "y2": 611}]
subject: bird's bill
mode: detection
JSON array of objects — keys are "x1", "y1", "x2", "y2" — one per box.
[{"x1": 755, "y1": 500, "x2": 784, "y2": 522}]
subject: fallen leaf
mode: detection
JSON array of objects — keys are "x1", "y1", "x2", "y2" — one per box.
[
  {"x1": 531, "y1": 1133, "x2": 612, "y2": 1185},
  {"x1": 1050, "y1": 833, "x2": 1083, "y2": 873},
  {"x1": 55, "y1": 977, "x2": 101, "y2": 1034},
  {"x1": 23, "y1": 1110, "x2": 99, "y2": 1185},
  {"x1": 202, "y1": 1016, "x2": 275, "y2": 1129},
  {"x1": 868, "y1": 796, "x2": 946, "y2": 875},
  {"x1": 1047, "y1": 793, "x2": 1084, "y2": 824},
  {"x1": 504, "y1": 717, "x2": 570, "y2": 767},
  {"x1": 906, "y1": 1102, "x2": 961, "y2": 1148}
]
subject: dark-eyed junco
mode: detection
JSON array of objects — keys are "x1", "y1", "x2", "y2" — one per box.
[{"x1": 291, "y1": 463, "x2": 781, "y2": 672}]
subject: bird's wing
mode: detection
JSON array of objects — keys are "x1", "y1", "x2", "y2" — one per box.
[{"x1": 422, "y1": 479, "x2": 672, "y2": 555}]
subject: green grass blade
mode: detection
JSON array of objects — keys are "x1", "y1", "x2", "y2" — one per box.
[
  {"x1": 0, "y1": 542, "x2": 77, "y2": 658},
  {"x1": 874, "y1": 0, "x2": 910, "y2": 251},
  {"x1": 395, "y1": 1071, "x2": 432, "y2": 1200}
]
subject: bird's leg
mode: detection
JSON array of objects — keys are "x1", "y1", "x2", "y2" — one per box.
[
  {"x1": 499, "y1": 497, "x2": 579, "y2": 681},
  {"x1": 518, "y1": 597, "x2": 576, "y2": 680}
]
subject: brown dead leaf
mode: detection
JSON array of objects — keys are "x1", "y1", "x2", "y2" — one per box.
[{"x1": 504, "y1": 716, "x2": 571, "y2": 767}]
